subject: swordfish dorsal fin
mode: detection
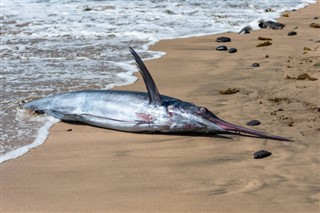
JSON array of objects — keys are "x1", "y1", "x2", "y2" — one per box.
[{"x1": 129, "y1": 47, "x2": 162, "y2": 106}]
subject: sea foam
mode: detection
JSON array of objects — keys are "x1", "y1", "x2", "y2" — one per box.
[{"x1": 0, "y1": 116, "x2": 59, "y2": 164}]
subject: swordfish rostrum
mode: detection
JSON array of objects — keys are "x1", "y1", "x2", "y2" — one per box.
[{"x1": 23, "y1": 47, "x2": 291, "y2": 141}]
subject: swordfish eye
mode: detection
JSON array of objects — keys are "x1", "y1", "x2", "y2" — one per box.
[
  {"x1": 167, "y1": 105, "x2": 174, "y2": 116},
  {"x1": 197, "y1": 107, "x2": 207, "y2": 114}
]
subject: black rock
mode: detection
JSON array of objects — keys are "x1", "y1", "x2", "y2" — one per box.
[
  {"x1": 246, "y1": 120, "x2": 261, "y2": 126},
  {"x1": 216, "y1": 45, "x2": 228, "y2": 51},
  {"x1": 266, "y1": 20, "x2": 285, "y2": 29},
  {"x1": 254, "y1": 150, "x2": 272, "y2": 159},
  {"x1": 259, "y1": 20, "x2": 285, "y2": 30},
  {"x1": 239, "y1": 26, "x2": 252, "y2": 34},
  {"x1": 228, "y1": 48, "x2": 237, "y2": 53},
  {"x1": 251, "y1": 63, "x2": 260, "y2": 67},
  {"x1": 216, "y1": 37, "x2": 231, "y2": 42},
  {"x1": 83, "y1": 6, "x2": 93, "y2": 11},
  {"x1": 265, "y1": 8, "x2": 274, "y2": 12},
  {"x1": 258, "y1": 22, "x2": 267, "y2": 29},
  {"x1": 164, "y1": 9, "x2": 175, "y2": 15},
  {"x1": 288, "y1": 31, "x2": 297, "y2": 36}
]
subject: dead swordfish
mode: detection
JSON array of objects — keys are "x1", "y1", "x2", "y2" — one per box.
[{"x1": 23, "y1": 47, "x2": 291, "y2": 141}]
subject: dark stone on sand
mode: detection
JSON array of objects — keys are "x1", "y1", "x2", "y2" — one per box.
[
  {"x1": 216, "y1": 45, "x2": 228, "y2": 51},
  {"x1": 246, "y1": 120, "x2": 261, "y2": 126},
  {"x1": 258, "y1": 20, "x2": 285, "y2": 30},
  {"x1": 258, "y1": 22, "x2": 267, "y2": 28},
  {"x1": 239, "y1": 26, "x2": 252, "y2": 34},
  {"x1": 288, "y1": 31, "x2": 297, "y2": 36},
  {"x1": 254, "y1": 150, "x2": 272, "y2": 159},
  {"x1": 216, "y1": 37, "x2": 231, "y2": 42},
  {"x1": 314, "y1": 16, "x2": 319, "y2": 20},
  {"x1": 67, "y1": 129, "x2": 73, "y2": 131},
  {"x1": 251, "y1": 63, "x2": 260, "y2": 67},
  {"x1": 228, "y1": 48, "x2": 237, "y2": 53}
]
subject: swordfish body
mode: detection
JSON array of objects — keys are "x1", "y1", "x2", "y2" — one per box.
[
  {"x1": 23, "y1": 90, "x2": 197, "y2": 133},
  {"x1": 23, "y1": 48, "x2": 291, "y2": 141}
]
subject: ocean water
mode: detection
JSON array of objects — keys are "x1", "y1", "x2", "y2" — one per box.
[{"x1": 0, "y1": 0, "x2": 316, "y2": 163}]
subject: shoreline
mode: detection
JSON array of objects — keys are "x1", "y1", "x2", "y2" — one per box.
[
  {"x1": 1, "y1": 2, "x2": 319, "y2": 212},
  {"x1": 0, "y1": 1, "x2": 317, "y2": 164}
]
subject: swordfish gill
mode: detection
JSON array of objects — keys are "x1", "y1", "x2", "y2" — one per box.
[{"x1": 23, "y1": 48, "x2": 292, "y2": 141}]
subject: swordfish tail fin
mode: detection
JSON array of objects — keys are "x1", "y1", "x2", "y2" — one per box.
[{"x1": 129, "y1": 47, "x2": 162, "y2": 106}]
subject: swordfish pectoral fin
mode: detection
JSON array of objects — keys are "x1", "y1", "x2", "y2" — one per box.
[
  {"x1": 34, "y1": 110, "x2": 89, "y2": 121},
  {"x1": 41, "y1": 110, "x2": 130, "y2": 124},
  {"x1": 65, "y1": 113, "x2": 130, "y2": 124},
  {"x1": 129, "y1": 47, "x2": 162, "y2": 106}
]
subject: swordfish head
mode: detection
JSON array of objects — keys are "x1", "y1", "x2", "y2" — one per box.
[
  {"x1": 165, "y1": 101, "x2": 292, "y2": 141},
  {"x1": 130, "y1": 47, "x2": 292, "y2": 141}
]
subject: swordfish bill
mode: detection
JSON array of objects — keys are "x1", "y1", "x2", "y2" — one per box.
[{"x1": 22, "y1": 47, "x2": 292, "y2": 141}]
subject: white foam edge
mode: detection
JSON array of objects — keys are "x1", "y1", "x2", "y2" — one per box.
[
  {"x1": 93, "y1": 0, "x2": 316, "y2": 91},
  {"x1": 104, "y1": 49, "x2": 166, "y2": 89},
  {"x1": 0, "y1": 116, "x2": 60, "y2": 164},
  {"x1": 240, "y1": 0, "x2": 317, "y2": 31}
]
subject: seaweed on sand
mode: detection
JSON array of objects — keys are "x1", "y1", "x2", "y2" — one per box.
[
  {"x1": 219, "y1": 88, "x2": 240, "y2": 95},
  {"x1": 286, "y1": 73, "x2": 318, "y2": 81},
  {"x1": 256, "y1": 41, "x2": 272, "y2": 47}
]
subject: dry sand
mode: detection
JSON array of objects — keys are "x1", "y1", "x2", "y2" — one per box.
[{"x1": 1, "y1": 2, "x2": 319, "y2": 212}]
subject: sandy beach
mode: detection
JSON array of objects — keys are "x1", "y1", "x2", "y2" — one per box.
[{"x1": 1, "y1": 2, "x2": 319, "y2": 212}]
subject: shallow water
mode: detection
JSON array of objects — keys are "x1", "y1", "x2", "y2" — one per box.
[{"x1": 0, "y1": 0, "x2": 316, "y2": 163}]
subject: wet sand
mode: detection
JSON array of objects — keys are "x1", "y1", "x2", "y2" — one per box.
[{"x1": 1, "y1": 2, "x2": 319, "y2": 212}]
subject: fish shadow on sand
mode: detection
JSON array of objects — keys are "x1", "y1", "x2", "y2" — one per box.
[{"x1": 60, "y1": 120, "x2": 293, "y2": 142}]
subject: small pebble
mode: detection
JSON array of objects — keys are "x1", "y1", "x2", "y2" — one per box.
[
  {"x1": 288, "y1": 31, "x2": 297, "y2": 36},
  {"x1": 67, "y1": 129, "x2": 73, "y2": 132},
  {"x1": 259, "y1": 20, "x2": 285, "y2": 30},
  {"x1": 253, "y1": 150, "x2": 272, "y2": 159},
  {"x1": 239, "y1": 26, "x2": 252, "y2": 34},
  {"x1": 251, "y1": 63, "x2": 260, "y2": 67},
  {"x1": 83, "y1": 6, "x2": 92, "y2": 11},
  {"x1": 246, "y1": 120, "x2": 261, "y2": 126},
  {"x1": 216, "y1": 45, "x2": 228, "y2": 51},
  {"x1": 228, "y1": 48, "x2": 237, "y2": 53},
  {"x1": 216, "y1": 37, "x2": 231, "y2": 42},
  {"x1": 265, "y1": 8, "x2": 274, "y2": 12}
]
